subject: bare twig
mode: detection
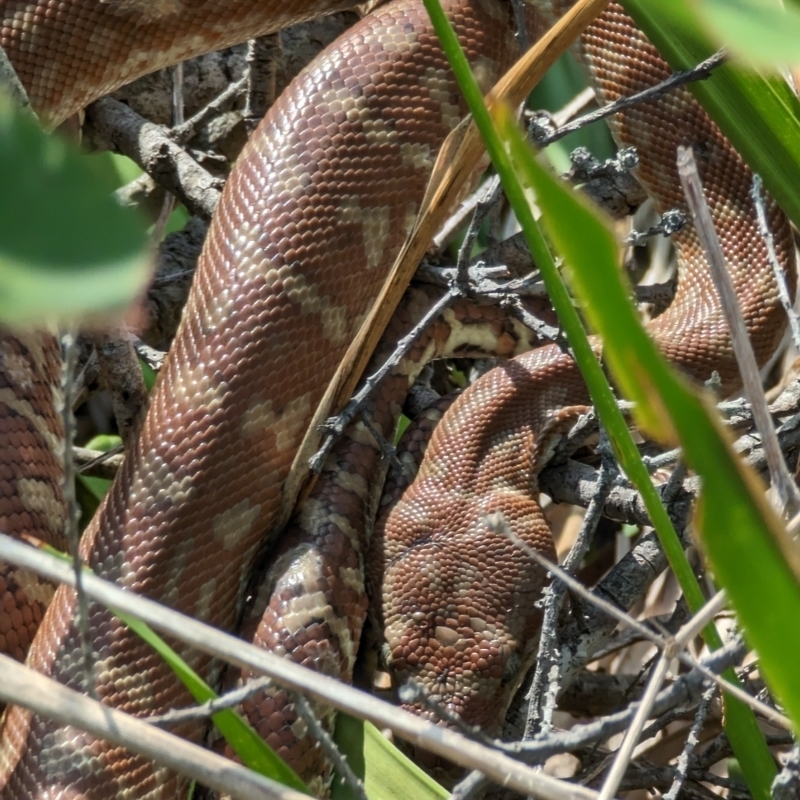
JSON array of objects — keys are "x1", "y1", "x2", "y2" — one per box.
[
  {"x1": 130, "y1": 336, "x2": 167, "y2": 373},
  {"x1": 291, "y1": 693, "x2": 368, "y2": 800},
  {"x1": 74, "y1": 446, "x2": 124, "y2": 481},
  {"x1": 311, "y1": 288, "x2": 457, "y2": 472},
  {"x1": 148, "y1": 676, "x2": 274, "y2": 727},
  {"x1": 524, "y1": 434, "x2": 615, "y2": 740},
  {"x1": 751, "y1": 174, "x2": 800, "y2": 352},
  {"x1": 532, "y1": 51, "x2": 725, "y2": 148},
  {"x1": 244, "y1": 34, "x2": 281, "y2": 133},
  {"x1": 152, "y1": 62, "x2": 185, "y2": 242},
  {"x1": 598, "y1": 652, "x2": 671, "y2": 800},
  {"x1": 663, "y1": 682, "x2": 717, "y2": 800},
  {"x1": 85, "y1": 97, "x2": 222, "y2": 218},
  {"x1": 599, "y1": 594, "x2": 738, "y2": 800},
  {"x1": 625, "y1": 208, "x2": 686, "y2": 248},
  {"x1": 171, "y1": 76, "x2": 247, "y2": 144},
  {"x1": 0, "y1": 653, "x2": 305, "y2": 800},
  {"x1": 486, "y1": 514, "x2": 791, "y2": 730}
]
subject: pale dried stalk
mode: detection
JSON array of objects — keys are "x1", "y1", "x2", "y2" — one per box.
[
  {"x1": 677, "y1": 145, "x2": 800, "y2": 517},
  {"x1": 0, "y1": 652, "x2": 303, "y2": 800}
]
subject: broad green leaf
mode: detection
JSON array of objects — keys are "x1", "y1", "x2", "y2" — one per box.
[
  {"x1": 620, "y1": 0, "x2": 800, "y2": 233},
  {"x1": 0, "y1": 95, "x2": 150, "y2": 326},
  {"x1": 698, "y1": 0, "x2": 800, "y2": 67},
  {"x1": 332, "y1": 715, "x2": 447, "y2": 800}
]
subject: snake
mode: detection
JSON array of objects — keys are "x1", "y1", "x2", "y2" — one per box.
[{"x1": 0, "y1": 0, "x2": 795, "y2": 796}]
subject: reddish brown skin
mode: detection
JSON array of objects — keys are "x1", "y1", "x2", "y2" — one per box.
[
  {"x1": 238, "y1": 285, "x2": 543, "y2": 787},
  {"x1": 0, "y1": 0, "x2": 522, "y2": 795},
  {"x1": 0, "y1": 0, "x2": 794, "y2": 795}
]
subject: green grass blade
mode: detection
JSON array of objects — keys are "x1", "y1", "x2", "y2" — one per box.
[
  {"x1": 332, "y1": 715, "x2": 447, "y2": 800},
  {"x1": 419, "y1": 0, "x2": 702, "y2": 631},
  {"x1": 620, "y1": 0, "x2": 800, "y2": 231},
  {"x1": 114, "y1": 610, "x2": 310, "y2": 795},
  {"x1": 499, "y1": 114, "x2": 793, "y2": 798},
  {"x1": 698, "y1": 0, "x2": 800, "y2": 66},
  {"x1": 420, "y1": 1, "x2": 781, "y2": 795}
]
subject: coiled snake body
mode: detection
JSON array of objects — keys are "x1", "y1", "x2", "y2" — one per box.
[{"x1": 0, "y1": 0, "x2": 794, "y2": 796}]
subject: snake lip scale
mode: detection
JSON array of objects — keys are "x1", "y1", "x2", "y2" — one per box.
[{"x1": 0, "y1": 0, "x2": 796, "y2": 797}]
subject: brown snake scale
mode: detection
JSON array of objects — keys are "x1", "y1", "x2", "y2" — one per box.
[{"x1": 0, "y1": 0, "x2": 796, "y2": 796}]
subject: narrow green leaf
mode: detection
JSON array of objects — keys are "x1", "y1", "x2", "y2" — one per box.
[
  {"x1": 620, "y1": 0, "x2": 800, "y2": 232},
  {"x1": 499, "y1": 112, "x2": 793, "y2": 796},
  {"x1": 113, "y1": 611, "x2": 311, "y2": 795},
  {"x1": 332, "y1": 715, "x2": 447, "y2": 800},
  {"x1": 0, "y1": 95, "x2": 150, "y2": 326},
  {"x1": 418, "y1": 1, "x2": 782, "y2": 795},
  {"x1": 420, "y1": 0, "x2": 704, "y2": 643},
  {"x1": 698, "y1": 0, "x2": 800, "y2": 67}
]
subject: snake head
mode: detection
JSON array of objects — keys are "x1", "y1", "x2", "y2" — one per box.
[{"x1": 379, "y1": 487, "x2": 555, "y2": 734}]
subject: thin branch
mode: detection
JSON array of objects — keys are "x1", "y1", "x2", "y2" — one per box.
[
  {"x1": 74, "y1": 446, "x2": 124, "y2": 481},
  {"x1": 751, "y1": 174, "x2": 800, "y2": 352},
  {"x1": 60, "y1": 331, "x2": 95, "y2": 699},
  {"x1": 663, "y1": 682, "x2": 718, "y2": 800},
  {"x1": 244, "y1": 34, "x2": 281, "y2": 134},
  {"x1": 532, "y1": 51, "x2": 725, "y2": 148},
  {"x1": 291, "y1": 693, "x2": 368, "y2": 800},
  {"x1": 524, "y1": 435, "x2": 615, "y2": 740},
  {"x1": 598, "y1": 652, "x2": 671, "y2": 800},
  {"x1": 486, "y1": 514, "x2": 791, "y2": 730},
  {"x1": 148, "y1": 676, "x2": 274, "y2": 727},
  {"x1": 625, "y1": 208, "x2": 686, "y2": 247},
  {"x1": 310, "y1": 287, "x2": 457, "y2": 472},
  {"x1": 509, "y1": 637, "x2": 747, "y2": 764},
  {"x1": 0, "y1": 653, "x2": 304, "y2": 800},
  {"x1": 171, "y1": 76, "x2": 247, "y2": 144},
  {"x1": 85, "y1": 97, "x2": 223, "y2": 218}
]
